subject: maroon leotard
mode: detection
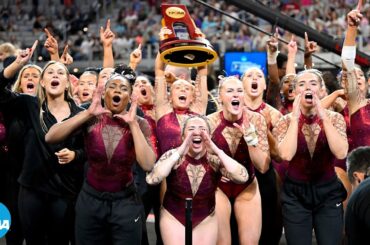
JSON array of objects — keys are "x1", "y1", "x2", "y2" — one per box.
[
  {"x1": 334, "y1": 106, "x2": 351, "y2": 171},
  {"x1": 85, "y1": 114, "x2": 151, "y2": 192},
  {"x1": 163, "y1": 153, "x2": 220, "y2": 228},
  {"x1": 156, "y1": 109, "x2": 197, "y2": 154},
  {"x1": 288, "y1": 114, "x2": 336, "y2": 182},
  {"x1": 249, "y1": 102, "x2": 289, "y2": 181},
  {"x1": 140, "y1": 104, "x2": 159, "y2": 158},
  {"x1": 209, "y1": 111, "x2": 255, "y2": 198},
  {"x1": 279, "y1": 99, "x2": 293, "y2": 116},
  {"x1": 350, "y1": 103, "x2": 370, "y2": 149}
]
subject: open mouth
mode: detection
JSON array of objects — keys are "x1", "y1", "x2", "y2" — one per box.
[
  {"x1": 231, "y1": 100, "x2": 240, "y2": 110},
  {"x1": 305, "y1": 93, "x2": 313, "y2": 102},
  {"x1": 82, "y1": 92, "x2": 89, "y2": 97},
  {"x1": 112, "y1": 95, "x2": 121, "y2": 105},
  {"x1": 140, "y1": 88, "x2": 147, "y2": 96},
  {"x1": 179, "y1": 95, "x2": 187, "y2": 102},
  {"x1": 251, "y1": 82, "x2": 258, "y2": 90},
  {"x1": 26, "y1": 83, "x2": 34, "y2": 89},
  {"x1": 192, "y1": 138, "x2": 202, "y2": 147},
  {"x1": 51, "y1": 81, "x2": 60, "y2": 87}
]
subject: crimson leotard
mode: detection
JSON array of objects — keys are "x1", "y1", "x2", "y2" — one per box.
[
  {"x1": 139, "y1": 104, "x2": 159, "y2": 158},
  {"x1": 279, "y1": 99, "x2": 293, "y2": 116},
  {"x1": 156, "y1": 109, "x2": 197, "y2": 154},
  {"x1": 350, "y1": 103, "x2": 370, "y2": 149},
  {"x1": 287, "y1": 114, "x2": 336, "y2": 182},
  {"x1": 163, "y1": 154, "x2": 220, "y2": 228},
  {"x1": 85, "y1": 114, "x2": 152, "y2": 192},
  {"x1": 209, "y1": 111, "x2": 255, "y2": 198}
]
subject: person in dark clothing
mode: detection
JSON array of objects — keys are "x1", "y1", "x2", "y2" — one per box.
[
  {"x1": 345, "y1": 146, "x2": 370, "y2": 245},
  {"x1": 45, "y1": 68, "x2": 156, "y2": 245},
  {"x1": 1, "y1": 64, "x2": 42, "y2": 245},
  {"x1": 0, "y1": 53, "x2": 85, "y2": 245}
]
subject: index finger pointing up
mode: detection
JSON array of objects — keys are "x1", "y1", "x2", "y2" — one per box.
[
  {"x1": 357, "y1": 0, "x2": 363, "y2": 11},
  {"x1": 44, "y1": 28, "x2": 52, "y2": 38}
]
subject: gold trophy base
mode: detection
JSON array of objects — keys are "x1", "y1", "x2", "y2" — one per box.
[{"x1": 160, "y1": 39, "x2": 218, "y2": 67}]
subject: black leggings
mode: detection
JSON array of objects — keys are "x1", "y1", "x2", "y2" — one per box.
[
  {"x1": 282, "y1": 176, "x2": 347, "y2": 245},
  {"x1": 75, "y1": 182, "x2": 145, "y2": 245},
  {"x1": 18, "y1": 186, "x2": 74, "y2": 245}
]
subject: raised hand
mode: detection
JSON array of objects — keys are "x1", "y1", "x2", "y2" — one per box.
[
  {"x1": 159, "y1": 27, "x2": 172, "y2": 41},
  {"x1": 304, "y1": 32, "x2": 317, "y2": 56},
  {"x1": 347, "y1": 0, "x2": 363, "y2": 27},
  {"x1": 16, "y1": 40, "x2": 38, "y2": 65},
  {"x1": 287, "y1": 35, "x2": 298, "y2": 55},
  {"x1": 88, "y1": 81, "x2": 111, "y2": 116},
  {"x1": 55, "y1": 148, "x2": 75, "y2": 164},
  {"x1": 267, "y1": 28, "x2": 279, "y2": 53},
  {"x1": 44, "y1": 28, "x2": 59, "y2": 56},
  {"x1": 201, "y1": 130, "x2": 219, "y2": 155},
  {"x1": 100, "y1": 19, "x2": 115, "y2": 47},
  {"x1": 177, "y1": 131, "x2": 193, "y2": 157},
  {"x1": 129, "y1": 44, "x2": 142, "y2": 67},
  {"x1": 313, "y1": 92, "x2": 327, "y2": 120},
  {"x1": 164, "y1": 71, "x2": 179, "y2": 84},
  {"x1": 60, "y1": 44, "x2": 73, "y2": 65},
  {"x1": 113, "y1": 93, "x2": 138, "y2": 124}
]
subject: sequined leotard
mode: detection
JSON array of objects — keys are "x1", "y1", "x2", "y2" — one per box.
[
  {"x1": 85, "y1": 114, "x2": 152, "y2": 192},
  {"x1": 163, "y1": 153, "x2": 220, "y2": 228},
  {"x1": 208, "y1": 111, "x2": 255, "y2": 198}
]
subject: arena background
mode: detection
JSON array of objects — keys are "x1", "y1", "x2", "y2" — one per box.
[{"x1": 1, "y1": 0, "x2": 366, "y2": 243}]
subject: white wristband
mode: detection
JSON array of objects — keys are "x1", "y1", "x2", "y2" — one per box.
[
  {"x1": 243, "y1": 124, "x2": 259, "y2": 147},
  {"x1": 341, "y1": 46, "x2": 356, "y2": 71},
  {"x1": 267, "y1": 51, "x2": 279, "y2": 65}
]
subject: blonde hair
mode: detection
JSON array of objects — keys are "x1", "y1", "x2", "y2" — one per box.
[
  {"x1": 12, "y1": 64, "x2": 42, "y2": 93},
  {"x1": 37, "y1": 61, "x2": 73, "y2": 132},
  {"x1": 0, "y1": 42, "x2": 16, "y2": 56}
]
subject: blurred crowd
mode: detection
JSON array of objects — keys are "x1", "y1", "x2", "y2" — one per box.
[{"x1": 0, "y1": 0, "x2": 370, "y2": 63}]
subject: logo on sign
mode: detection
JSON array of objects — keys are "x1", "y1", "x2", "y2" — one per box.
[
  {"x1": 0, "y1": 203, "x2": 11, "y2": 238},
  {"x1": 166, "y1": 7, "x2": 185, "y2": 19}
]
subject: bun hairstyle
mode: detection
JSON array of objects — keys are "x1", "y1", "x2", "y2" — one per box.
[{"x1": 113, "y1": 64, "x2": 137, "y2": 86}]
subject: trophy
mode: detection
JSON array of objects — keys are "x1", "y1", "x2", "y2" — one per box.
[{"x1": 159, "y1": 4, "x2": 218, "y2": 67}]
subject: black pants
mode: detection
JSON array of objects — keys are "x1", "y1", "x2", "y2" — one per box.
[
  {"x1": 133, "y1": 163, "x2": 163, "y2": 245},
  {"x1": 75, "y1": 182, "x2": 144, "y2": 245},
  {"x1": 255, "y1": 165, "x2": 283, "y2": 245},
  {"x1": 18, "y1": 186, "x2": 73, "y2": 245},
  {"x1": 282, "y1": 176, "x2": 347, "y2": 245}
]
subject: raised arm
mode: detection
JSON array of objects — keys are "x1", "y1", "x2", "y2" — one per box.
[
  {"x1": 320, "y1": 89, "x2": 345, "y2": 111},
  {"x1": 100, "y1": 19, "x2": 115, "y2": 68},
  {"x1": 273, "y1": 93, "x2": 301, "y2": 161},
  {"x1": 286, "y1": 35, "x2": 297, "y2": 75},
  {"x1": 44, "y1": 28, "x2": 60, "y2": 61},
  {"x1": 146, "y1": 132, "x2": 193, "y2": 185},
  {"x1": 45, "y1": 82, "x2": 109, "y2": 143},
  {"x1": 341, "y1": 2, "x2": 366, "y2": 115},
  {"x1": 2, "y1": 41, "x2": 37, "y2": 85},
  {"x1": 129, "y1": 44, "x2": 142, "y2": 71},
  {"x1": 203, "y1": 131, "x2": 248, "y2": 184},
  {"x1": 234, "y1": 109, "x2": 271, "y2": 173},
  {"x1": 314, "y1": 94, "x2": 348, "y2": 159},
  {"x1": 266, "y1": 29, "x2": 281, "y2": 108},
  {"x1": 154, "y1": 51, "x2": 171, "y2": 120},
  {"x1": 304, "y1": 32, "x2": 317, "y2": 69},
  {"x1": 113, "y1": 96, "x2": 155, "y2": 171},
  {"x1": 190, "y1": 65, "x2": 208, "y2": 115}
]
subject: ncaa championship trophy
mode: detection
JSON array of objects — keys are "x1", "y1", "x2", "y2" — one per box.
[{"x1": 159, "y1": 4, "x2": 218, "y2": 67}]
